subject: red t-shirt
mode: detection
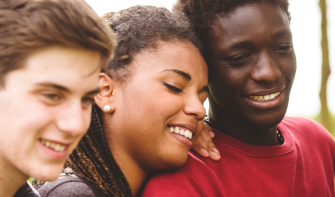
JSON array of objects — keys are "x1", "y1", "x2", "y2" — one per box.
[{"x1": 141, "y1": 117, "x2": 335, "y2": 197}]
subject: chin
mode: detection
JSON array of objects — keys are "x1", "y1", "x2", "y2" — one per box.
[
  {"x1": 156, "y1": 152, "x2": 189, "y2": 171},
  {"x1": 28, "y1": 163, "x2": 64, "y2": 182},
  {"x1": 250, "y1": 110, "x2": 286, "y2": 129}
]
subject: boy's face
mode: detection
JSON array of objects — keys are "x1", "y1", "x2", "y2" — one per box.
[
  {"x1": 0, "y1": 46, "x2": 101, "y2": 181},
  {"x1": 205, "y1": 2, "x2": 296, "y2": 128}
]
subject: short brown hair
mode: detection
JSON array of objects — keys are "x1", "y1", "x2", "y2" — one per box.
[{"x1": 0, "y1": 0, "x2": 116, "y2": 86}]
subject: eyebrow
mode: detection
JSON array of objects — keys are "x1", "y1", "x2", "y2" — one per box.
[
  {"x1": 161, "y1": 69, "x2": 191, "y2": 81},
  {"x1": 228, "y1": 29, "x2": 292, "y2": 50},
  {"x1": 229, "y1": 40, "x2": 254, "y2": 50},
  {"x1": 35, "y1": 82, "x2": 70, "y2": 92},
  {"x1": 161, "y1": 69, "x2": 209, "y2": 93},
  {"x1": 271, "y1": 29, "x2": 292, "y2": 39},
  {"x1": 86, "y1": 87, "x2": 101, "y2": 95},
  {"x1": 35, "y1": 82, "x2": 100, "y2": 95}
]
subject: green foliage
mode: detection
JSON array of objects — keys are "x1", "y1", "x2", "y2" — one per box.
[{"x1": 309, "y1": 113, "x2": 335, "y2": 138}]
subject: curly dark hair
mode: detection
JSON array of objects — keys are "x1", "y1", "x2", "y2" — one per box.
[
  {"x1": 102, "y1": 5, "x2": 201, "y2": 80},
  {"x1": 173, "y1": 0, "x2": 290, "y2": 51},
  {"x1": 65, "y1": 5, "x2": 201, "y2": 197}
]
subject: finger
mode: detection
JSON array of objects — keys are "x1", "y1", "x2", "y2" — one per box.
[
  {"x1": 191, "y1": 141, "x2": 209, "y2": 157},
  {"x1": 208, "y1": 142, "x2": 221, "y2": 161},
  {"x1": 204, "y1": 122, "x2": 215, "y2": 138},
  {"x1": 195, "y1": 133, "x2": 211, "y2": 150},
  {"x1": 209, "y1": 150, "x2": 221, "y2": 161},
  {"x1": 200, "y1": 124, "x2": 213, "y2": 143}
]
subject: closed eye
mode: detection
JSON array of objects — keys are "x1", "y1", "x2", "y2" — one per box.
[{"x1": 163, "y1": 82, "x2": 182, "y2": 93}]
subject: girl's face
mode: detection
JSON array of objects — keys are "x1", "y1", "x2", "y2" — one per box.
[
  {"x1": 0, "y1": 46, "x2": 101, "y2": 181},
  {"x1": 107, "y1": 41, "x2": 208, "y2": 171}
]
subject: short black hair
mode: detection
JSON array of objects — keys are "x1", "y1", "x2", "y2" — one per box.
[{"x1": 174, "y1": 0, "x2": 290, "y2": 50}]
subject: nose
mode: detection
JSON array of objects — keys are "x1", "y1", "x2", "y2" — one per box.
[
  {"x1": 184, "y1": 98, "x2": 206, "y2": 120},
  {"x1": 251, "y1": 51, "x2": 281, "y2": 84},
  {"x1": 56, "y1": 102, "x2": 89, "y2": 136}
]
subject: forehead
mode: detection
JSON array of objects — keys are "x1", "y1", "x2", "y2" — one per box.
[
  {"x1": 20, "y1": 46, "x2": 101, "y2": 91},
  {"x1": 208, "y1": 2, "x2": 291, "y2": 48},
  {"x1": 131, "y1": 41, "x2": 207, "y2": 76}
]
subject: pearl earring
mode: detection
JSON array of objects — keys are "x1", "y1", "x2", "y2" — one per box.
[{"x1": 104, "y1": 105, "x2": 111, "y2": 112}]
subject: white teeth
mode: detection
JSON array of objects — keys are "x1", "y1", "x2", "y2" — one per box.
[
  {"x1": 175, "y1": 127, "x2": 180, "y2": 134},
  {"x1": 249, "y1": 92, "x2": 280, "y2": 101},
  {"x1": 40, "y1": 139, "x2": 66, "y2": 152},
  {"x1": 168, "y1": 126, "x2": 193, "y2": 140},
  {"x1": 270, "y1": 94, "x2": 275, "y2": 99},
  {"x1": 185, "y1": 130, "x2": 191, "y2": 138}
]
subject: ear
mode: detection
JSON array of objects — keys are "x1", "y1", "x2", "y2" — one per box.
[{"x1": 94, "y1": 73, "x2": 116, "y2": 113}]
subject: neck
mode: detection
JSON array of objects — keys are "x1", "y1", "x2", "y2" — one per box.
[
  {"x1": 0, "y1": 156, "x2": 28, "y2": 197},
  {"x1": 208, "y1": 104, "x2": 280, "y2": 146},
  {"x1": 109, "y1": 142, "x2": 149, "y2": 196}
]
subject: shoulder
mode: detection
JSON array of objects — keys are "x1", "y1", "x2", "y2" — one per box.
[
  {"x1": 281, "y1": 116, "x2": 335, "y2": 158},
  {"x1": 141, "y1": 169, "x2": 201, "y2": 197},
  {"x1": 14, "y1": 182, "x2": 40, "y2": 197},
  {"x1": 281, "y1": 116, "x2": 333, "y2": 140},
  {"x1": 141, "y1": 153, "x2": 225, "y2": 197},
  {"x1": 37, "y1": 176, "x2": 104, "y2": 197},
  {"x1": 281, "y1": 116, "x2": 323, "y2": 128}
]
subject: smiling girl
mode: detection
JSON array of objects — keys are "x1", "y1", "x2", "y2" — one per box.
[{"x1": 37, "y1": 6, "x2": 209, "y2": 197}]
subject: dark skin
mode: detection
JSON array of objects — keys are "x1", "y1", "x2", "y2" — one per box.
[{"x1": 204, "y1": 2, "x2": 296, "y2": 146}]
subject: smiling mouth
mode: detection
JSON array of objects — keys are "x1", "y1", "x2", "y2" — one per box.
[
  {"x1": 248, "y1": 92, "x2": 281, "y2": 102},
  {"x1": 168, "y1": 126, "x2": 193, "y2": 140},
  {"x1": 40, "y1": 139, "x2": 67, "y2": 152}
]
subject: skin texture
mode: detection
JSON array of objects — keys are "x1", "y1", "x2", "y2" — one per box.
[
  {"x1": 0, "y1": 46, "x2": 101, "y2": 197},
  {"x1": 205, "y1": 2, "x2": 296, "y2": 146},
  {"x1": 95, "y1": 41, "x2": 208, "y2": 195},
  {"x1": 192, "y1": 122, "x2": 220, "y2": 160}
]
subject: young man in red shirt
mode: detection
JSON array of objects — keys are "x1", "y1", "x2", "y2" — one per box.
[{"x1": 141, "y1": 0, "x2": 335, "y2": 196}]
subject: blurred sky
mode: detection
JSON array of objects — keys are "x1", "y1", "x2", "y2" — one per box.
[{"x1": 85, "y1": 0, "x2": 335, "y2": 117}]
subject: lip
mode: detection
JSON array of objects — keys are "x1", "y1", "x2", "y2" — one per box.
[
  {"x1": 245, "y1": 85, "x2": 285, "y2": 96},
  {"x1": 167, "y1": 123, "x2": 197, "y2": 148},
  {"x1": 168, "y1": 123, "x2": 197, "y2": 134},
  {"x1": 39, "y1": 139, "x2": 71, "y2": 160},
  {"x1": 243, "y1": 89, "x2": 285, "y2": 110}
]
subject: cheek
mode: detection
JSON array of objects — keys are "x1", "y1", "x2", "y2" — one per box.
[
  {"x1": 285, "y1": 62, "x2": 297, "y2": 81},
  {"x1": 82, "y1": 108, "x2": 92, "y2": 132},
  {"x1": 277, "y1": 53, "x2": 297, "y2": 79},
  {"x1": 124, "y1": 88, "x2": 183, "y2": 120}
]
